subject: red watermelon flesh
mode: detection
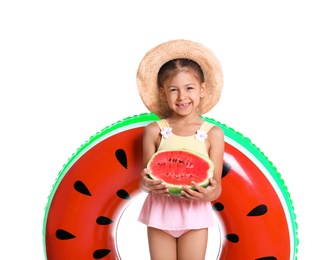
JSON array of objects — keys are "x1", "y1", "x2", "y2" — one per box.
[{"x1": 147, "y1": 149, "x2": 214, "y2": 196}]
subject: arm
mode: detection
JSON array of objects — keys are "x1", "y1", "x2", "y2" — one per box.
[
  {"x1": 139, "y1": 122, "x2": 169, "y2": 194},
  {"x1": 181, "y1": 125, "x2": 224, "y2": 202}
]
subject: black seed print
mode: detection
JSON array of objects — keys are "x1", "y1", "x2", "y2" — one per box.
[
  {"x1": 93, "y1": 249, "x2": 111, "y2": 259},
  {"x1": 225, "y1": 233, "x2": 239, "y2": 243},
  {"x1": 74, "y1": 180, "x2": 91, "y2": 196},
  {"x1": 255, "y1": 257, "x2": 277, "y2": 260},
  {"x1": 247, "y1": 204, "x2": 268, "y2": 216},
  {"x1": 96, "y1": 216, "x2": 113, "y2": 225},
  {"x1": 212, "y1": 202, "x2": 224, "y2": 211},
  {"x1": 117, "y1": 189, "x2": 130, "y2": 200},
  {"x1": 56, "y1": 229, "x2": 76, "y2": 240},
  {"x1": 222, "y1": 162, "x2": 232, "y2": 178},
  {"x1": 115, "y1": 149, "x2": 127, "y2": 169}
]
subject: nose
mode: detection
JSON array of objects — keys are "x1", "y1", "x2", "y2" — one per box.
[{"x1": 178, "y1": 89, "x2": 186, "y2": 100}]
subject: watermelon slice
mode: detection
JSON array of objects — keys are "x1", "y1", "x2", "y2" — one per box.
[
  {"x1": 147, "y1": 149, "x2": 214, "y2": 196},
  {"x1": 43, "y1": 113, "x2": 298, "y2": 259}
]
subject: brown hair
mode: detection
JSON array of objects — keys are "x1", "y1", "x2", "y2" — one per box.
[{"x1": 157, "y1": 59, "x2": 205, "y2": 88}]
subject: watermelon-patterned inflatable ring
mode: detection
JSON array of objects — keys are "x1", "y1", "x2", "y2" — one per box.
[{"x1": 43, "y1": 113, "x2": 298, "y2": 259}]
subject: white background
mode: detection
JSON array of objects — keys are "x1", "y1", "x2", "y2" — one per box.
[{"x1": 1, "y1": 1, "x2": 335, "y2": 259}]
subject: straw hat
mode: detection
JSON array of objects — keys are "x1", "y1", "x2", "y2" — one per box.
[{"x1": 136, "y1": 39, "x2": 224, "y2": 118}]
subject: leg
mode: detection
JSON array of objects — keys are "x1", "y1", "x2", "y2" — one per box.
[
  {"x1": 177, "y1": 228, "x2": 208, "y2": 260},
  {"x1": 147, "y1": 227, "x2": 177, "y2": 260}
]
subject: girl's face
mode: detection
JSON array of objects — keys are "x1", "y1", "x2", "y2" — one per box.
[{"x1": 160, "y1": 70, "x2": 207, "y2": 117}]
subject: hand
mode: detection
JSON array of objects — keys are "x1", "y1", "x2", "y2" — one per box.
[
  {"x1": 180, "y1": 178, "x2": 218, "y2": 202},
  {"x1": 140, "y1": 168, "x2": 169, "y2": 194}
]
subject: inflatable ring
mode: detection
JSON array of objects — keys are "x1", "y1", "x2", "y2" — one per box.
[{"x1": 43, "y1": 113, "x2": 298, "y2": 259}]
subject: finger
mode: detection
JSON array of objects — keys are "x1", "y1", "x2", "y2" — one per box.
[
  {"x1": 142, "y1": 168, "x2": 151, "y2": 177},
  {"x1": 191, "y1": 181, "x2": 206, "y2": 193},
  {"x1": 156, "y1": 188, "x2": 169, "y2": 194},
  {"x1": 148, "y1": 181, "x2": 167, "y2": 192},
  {"x1": 150, "y1": 183, "x2": 166, "y2": 190},
  {"x1": 209, "y1": 178, "x2": 217, "y2": 187},
  {"x1": 147, "y1": 179, "x2": 163, "y2": 187},
  {"x1": 182, "y1": 186, "x2": 199, "y2": 198}
]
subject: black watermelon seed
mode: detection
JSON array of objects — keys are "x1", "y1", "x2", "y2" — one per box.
[
  {"x1": 115, "y1": 149, "x2": 127, "y2": 169},
  {"x1": 56, "y1": 229, "x2": 76, "y2": 240},
  {"x1": 212, "y1": 202, "x2": 224, "y2": 211},
  {"x1": 247, "y1": 204, "x2": 268, "y2": 216},
  {"x1": 74, "y1": 180, "x2": 91, "y2": 196},
  {"x1": 255, "y1": 257, "x2": 277, "y2": 260},
  {"x1": 117, "y1": 189, "x2": 130, "y2": 200},
  {"x1": 96, "y1": 216, "x2": 113, "y2": 225},
  {"x1": 93, "y1": 249, "x2": 111, "y2": 259},
  {"x1": 222, "y1": 162, "x2": 232, "y2": 178},
  {"x1": 225, "y1": 233, "x2": 239, "y2": 243}
]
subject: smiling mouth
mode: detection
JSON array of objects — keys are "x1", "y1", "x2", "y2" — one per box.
[{"x1": 177, "y1": 103, "x2": 191, "y2": 109}]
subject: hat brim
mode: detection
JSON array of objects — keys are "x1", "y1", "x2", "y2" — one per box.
[{"x1": 137, "y1": 39, "x2": 224, "y2": 118}]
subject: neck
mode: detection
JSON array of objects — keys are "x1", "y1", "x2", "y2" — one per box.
[{"x1": 167, "y1": 113, "x2": 203, "y2": 125}]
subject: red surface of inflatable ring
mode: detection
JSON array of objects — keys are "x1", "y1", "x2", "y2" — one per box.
[{"x1": 43, "y1": 113, "x2": 298, "y2": 259}]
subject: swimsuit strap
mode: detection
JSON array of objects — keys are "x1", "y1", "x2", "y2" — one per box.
[
  {"x1": 200, "y1": 121, "x2": 215, "y2": 133},
  {"x1": 156, "y1": 119, "x2": 169, "y2": 130}
]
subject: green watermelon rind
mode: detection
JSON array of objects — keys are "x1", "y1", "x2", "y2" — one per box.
[
  {"x1": 43, "y1": 112, "x2": 298, "y2": 260},
  {"x1": 147, "y1": 149, "x2": 214, "y2": 197},
  {"x1": 169, "y1": 182, "x2": 210, "y2": 197}
]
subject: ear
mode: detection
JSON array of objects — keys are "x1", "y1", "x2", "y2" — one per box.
[
  {"x1": 200, "y1": 82, "x2": 208, "y2": 98},
  {"x1": 160, "y1": 87, "x2": 167, "y2": 100}
]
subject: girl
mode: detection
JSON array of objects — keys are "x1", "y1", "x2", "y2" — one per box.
[{"x1": 137, "y1": 40, "x2": 224, "y2": 260}]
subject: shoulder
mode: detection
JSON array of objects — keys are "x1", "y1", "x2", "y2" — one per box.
[
  {"x1": 207, "y1": 124, "x2": 224, "y2": 140},
  {"x1": 144, "y1": 121, "x2": 161, "y2": 135},
  {"x1": 207, "y1": 124, "x2": 224, "y2": 155},
  {"x1": 142, "y1": 121, "x2": 161, "y2": 147}
]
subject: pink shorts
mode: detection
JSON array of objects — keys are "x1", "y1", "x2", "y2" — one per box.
[{"x1": 163, "y1": 229, "x2": 190, "y2": 238}]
